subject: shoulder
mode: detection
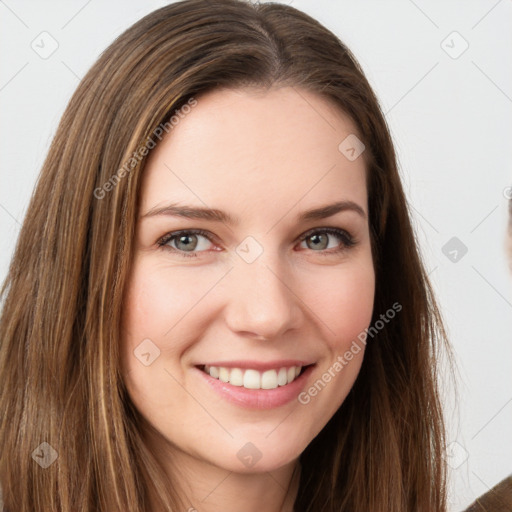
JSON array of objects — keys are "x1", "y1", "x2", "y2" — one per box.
[{"x1": 463, "y1": 474, "x2": 512, "y2": 512}]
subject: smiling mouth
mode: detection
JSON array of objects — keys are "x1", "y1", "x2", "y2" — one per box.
[{"x1": 197, "y1": 364, "x2": 312, "y2": 390}]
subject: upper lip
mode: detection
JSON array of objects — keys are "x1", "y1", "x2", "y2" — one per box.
[{"x1": 196, "y1": 360, "x2": 315, "y2": 372}]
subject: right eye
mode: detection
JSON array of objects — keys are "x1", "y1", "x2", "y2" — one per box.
[{"x1": 157, "y1": 229, "x2": 218, "y2": 258}]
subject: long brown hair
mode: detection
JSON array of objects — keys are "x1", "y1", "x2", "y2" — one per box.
[{"x1": 0, "y1": 0, "x2": 455, "y2": 510}]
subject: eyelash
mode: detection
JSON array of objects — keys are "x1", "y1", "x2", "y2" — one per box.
[{"x1": 156, "y1": 227, "x2": 356, "y2": 259}]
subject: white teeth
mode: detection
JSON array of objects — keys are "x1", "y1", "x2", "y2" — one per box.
[
  {"x1": 219, "y1": 367, "x2": 230, "y2": 383},
  {"x1": 230, "y1": 368, "x2": 243, "y2": 386},
  {"x1": 277, "y1": 367, "x2": 288, "y2": 386},
  {"x1": 243, "y1": 369, "x2": 261, "y2": 389},
  {"x1": 261, "y1": 370, "x2": 278, "y2": 389},
  {"x1": 202, "y1": 365, "x2": 304, "y2": 389}
]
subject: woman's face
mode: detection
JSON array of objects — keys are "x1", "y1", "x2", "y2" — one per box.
[{"x1": 120, "y1": 86, "x2": 375, "y2": 473}]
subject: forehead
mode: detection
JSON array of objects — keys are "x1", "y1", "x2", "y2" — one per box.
[{"x1": 139, "y1": 86, "x2": 368, "y2": 223}]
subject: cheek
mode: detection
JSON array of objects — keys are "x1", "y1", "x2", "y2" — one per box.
[
  {"x1": 119, "y1": 260, "x2": 194, "y2": 417},
  {"x1": 121, "y1": 259, "x2": 208, "y2": 349},
  {"x1": 119, "y1": 258, "x2": 226, "y2": 389},
  {"x1": 293, "y1": 261, "x2": 374, "y2": 438},
  {"x1": 304, "y1": 260, "x2": 375, "y2": 350},
  {"x1": 119, "y1": 259, "x2": 182, "y2": 380}
]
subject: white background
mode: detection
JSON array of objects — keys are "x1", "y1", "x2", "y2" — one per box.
[{"x1": 0, "y1": 1, "x2": 511, "y2": 510}]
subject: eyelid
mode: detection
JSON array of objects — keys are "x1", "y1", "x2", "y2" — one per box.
[
  {"x1": 298, "y1": 226, "x2": 354, "y2": 243},
  {"x1": 157, "y1": 229, "x2": 217, "y2": 253},
  {"x1": 157, "y1": 226, "x2": 356, "y2": 257},
  {"x1": 297, "y1": 226, "x2": 356, "y2": 252}
]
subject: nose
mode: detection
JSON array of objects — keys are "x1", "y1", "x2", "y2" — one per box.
[{"x1": 223, "y1": 250, "x2": 303, "y2": 341}]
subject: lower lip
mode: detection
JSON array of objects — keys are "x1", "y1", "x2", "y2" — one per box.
[{"x1": 194, "y1": 365, "x2": 315, "y2": 409}]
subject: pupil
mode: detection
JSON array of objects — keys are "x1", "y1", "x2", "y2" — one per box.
[
  {"x1": 177, "y1": 234, "x2": 196, "y2": 251},
  {"x1": 309, "y1": 234, "x2": 327, "y2": 250}
]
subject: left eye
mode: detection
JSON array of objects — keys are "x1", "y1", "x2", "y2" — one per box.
[
  {"x1": 157, "y1": 227, "x2": 356, "y2": 259},
  {"x1": 298, "y1": 227, "x2": 355, "y2": 253}
]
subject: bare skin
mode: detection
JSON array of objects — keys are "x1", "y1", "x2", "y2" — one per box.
[{"x1": 120, "y1": 86, "x2": 375, "y2": 512}]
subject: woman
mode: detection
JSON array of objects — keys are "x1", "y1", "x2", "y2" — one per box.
[{"x1": 0, "y1": 0, "x2": 454, "y2": 510}]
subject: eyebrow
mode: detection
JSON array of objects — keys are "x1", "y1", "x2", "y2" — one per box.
[{"x1": 140, "y1": 200, "x2": 367, "y2": 224}]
